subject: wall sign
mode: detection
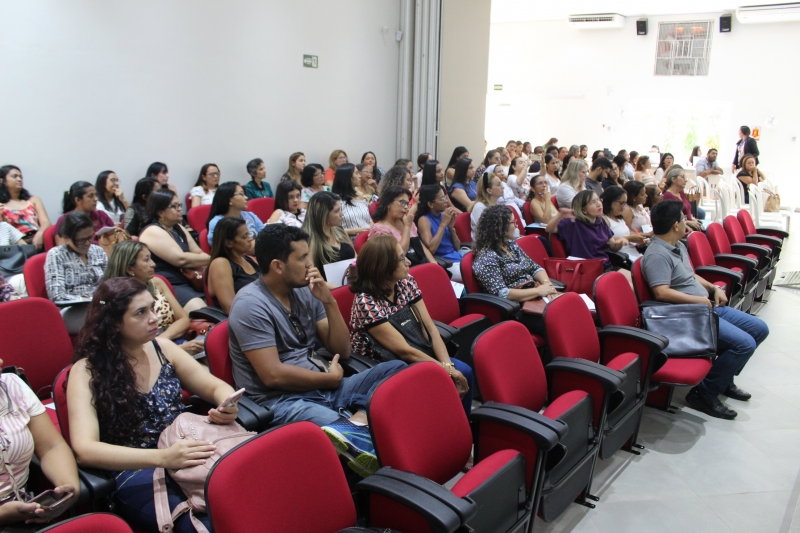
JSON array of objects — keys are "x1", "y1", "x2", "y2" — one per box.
[{"x1": 303, "y1": 55, "x2": 318, "y2": 68}]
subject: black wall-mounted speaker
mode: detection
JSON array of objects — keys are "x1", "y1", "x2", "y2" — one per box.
[
  {"x1": 720, "y1": 14, "x2": 732, "y2": 32},
  {"x1": 637, "y1": 18, "x2": 648, "y2": 35}
]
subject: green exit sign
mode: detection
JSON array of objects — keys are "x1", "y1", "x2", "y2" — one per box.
[
  {"x1": 303, "y1": 55, "x2": 318, "y2": 68},
  {"x1": 494, "y1": 84, "x2": 503, "y2": 90}
]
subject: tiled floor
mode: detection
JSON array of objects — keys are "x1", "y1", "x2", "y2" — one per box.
[{"x1": 535, "y1": 215, "x2": 800, "y2": 533}]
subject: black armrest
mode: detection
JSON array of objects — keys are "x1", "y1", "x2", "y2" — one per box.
[
  {"x1": 317, "y1": 349, "x2": 377, "y2": 375},
  {"x1": 598, "y1": 325, "x2": 669, "y2": 375},
  {"x1": 729, "y1": 242, "x2": 770, "y2": 259},
  {"x1": 605, "y1": 250, "x2": 632, "y2": 270},
  {"x1": 359, "y1": 467, "x2": 477, "y2": 533},
  {"x1": 550, "y1": 279, "x2": 567, "y2": 292},
  {"x1": 714, "y1": 253, "x2": 758, "y2": 272},
  {"x1": 745, "y1": 234, "x2": 782, "y2": 249},
  {"x1": 458, "y1": 293, "x2": 521, "y2": 321},
  {"x1": 546, "y1": 357, "x2": 623, "y2": 393},
  {"x1": 435, "y1": 257, "x2": 454, "y2": 270},
  {"x1": 695, "y1": 265, "x2": 743, "y2": 284},
  {"x1": 188, "y1": 306, "x2": 228, "y2": 323},
  {"x1": 474, "y1": 402, "x2": 569, "y2": 446},
  {"x1": 433, "y1": 320, "x2": 458, "y2": 345},
  {"x1": 237, "y1": 396, "x2": 274, "y2": 431},
  {"x1": 77, "y1": 467, "x2": 116, "y2": 502},
  {"x1": 756, "y1": 227, "x2": 789, "y2": 240}
]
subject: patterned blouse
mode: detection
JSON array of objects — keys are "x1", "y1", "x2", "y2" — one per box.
[
  {"x1": 154, "y1": 287, "x2": 175, "y2": 331},
  {"x1": 0, "y1": 202, "x2": 39, "y2": 236},
  {"x1": 44, "y1": 244, "x2": 108, "y2": 301},
  {"x1": 350, "y1": 276, "x2": 422, "y2": 359},
  {"x1": 472, "y1": 241, "x2": 544, "y2": 297}
]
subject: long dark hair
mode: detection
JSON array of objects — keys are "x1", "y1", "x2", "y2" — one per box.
[
  {"x1": 74, "y1": 278, "x2": 152, "y2": 445},
  {"x1": 62, "y1": 181, "x2": 94, "y2": 213},
  {"x1": 145, "y1": 189, "x2": 177, "y2": 225},
  {"x1": 128, "y1": 178, "x2": 158, "y2": 235},
  {"x1": 372, "y1": 186, "x2": 409, "y2": 223},
  {"x1": 360, "y1": 152, "x2": 383, "y2": 183},
  {"x1": 301, "y1": 164, "x2": 323, "y2": 188},
  {"x1": 0, "y1": 165, "x2": 32, "y2": 203},
  {"x1": 96, "y1": 171, "x2": 125, "y2": 213},
  {"x1": 658, "y1": 152, "x2": 674, "y2": 170},
  {"x1": 195, "y1": 163, "x2": 219, "y2": 190},
  {"x1": 349, "y1": 235, "x2": 400, "y2": 299},
  {"x1": 601, "y1": 185, "x2": 626, "y2": 218},
  {"x1": 415, "y1": 184, "x2": 443, "y2": 223},
  {"x1": 446, "y1": 146, "x2": 468, "y2": 169},
  {"x1": 420, "y1": 160, "x2": 441, "y2": 187},
  {"x1": 331, "y1": 164, "x2": 357, "y2": 206},
  {"x1": 210, "y1": 216, "x2": 246, "y2": 262},
  {"x1": 206, "y1": 181, "x2": 240, "y2": 228},
  {"x1": 451, "y1": 158, "x2": 473, "y2": 186},
  {"x1": 274, "y1": 180, "x2": 303, "y2": 216},
  {"x1": 146, "y1": 162, "x2": 169, "y2": 190}
]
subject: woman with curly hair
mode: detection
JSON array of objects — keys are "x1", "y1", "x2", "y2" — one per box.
[
  {"x1": 472, "y1": 205, "x2": 558, "y2": 302},
  {"x1": 66, "y1": 277, "x2": 239, "y2": 533}
]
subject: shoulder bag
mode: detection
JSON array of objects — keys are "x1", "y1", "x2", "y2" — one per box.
[
  {"x1": 0, "y1": 244, "x2": 36, "y2": 278},
  {"x1": 164, "y1": 224, "x2": 205, "y2": 293},
  {"x1": 640, "y1": 302, "x2": 718, "y2": 358},
  {"x1": 366, "y1": 303, "x2": 434, "y2": 363}
]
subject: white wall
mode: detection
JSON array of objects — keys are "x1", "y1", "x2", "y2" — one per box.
[
  {"x1": 486, "y1": 14, "x2": 800, "y2": 201},
  {"x1": 0, "y1": 0, "x2": 401, "y2": 217}
]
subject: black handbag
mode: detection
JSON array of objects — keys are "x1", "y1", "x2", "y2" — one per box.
[
  {"x1": 0, "y1": 244, "x2": 36, "y2": 278},
  {"x1": 366, "y1": 304, "x2": 434, "y2": 362},
  {"x1": 405, "y1": 236, "x2": 429, "y2": 267},
  {"x1": 640, "y1": 302, "x2": 718, "y2": 358}
]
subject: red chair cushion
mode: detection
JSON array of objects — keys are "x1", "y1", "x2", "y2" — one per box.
[
  {"x1": 43, "y1": 225, "x2": 57, "y2": 251},
  {"x1": 650, "y1": 358, "x2": 712, "y2": 385},
  {"x1": 707, "y1": 222, "x2": 732, "y2": 255},
  {"x1": 516, "y1": 235, "x2": 549, "y2": 267},
  {"x1": 39, "y1": 513, "x2": 133, "y2": 532},
  {"x1": 724, "y1": 215, "x2": 747, "y2": 244},
  {"x1": 331, "y1": 286, "x2": 355, "y2": 333},
  {"x1": 594, "y1": 272, "x2": 641, "y2": 328},
  {"x1": 454, "y1": 213, "x2": 471, "y2": 243},
  {"x1": 205, "y1": 321, "x2": 233, "y2": 386},
  {"x1": 354, "y1": 232, "x2": 369, "y2": 253},
  {"x1": 410, "y1": 263, "x2": 461, "y2": 325},
  {"x1": 544, "y1": 293, "x2": 600, "y2": 363},
  {"x1": 543, "y1": 390, "x2": 591, "y2": 420},
  {"x1": 450, "y1": 314, "x2": 487, "y2": 329},
  {"x1": 247, "y1": 198, "x2": 275, "y2": 223},
  {"x1": 53, "y1": 366, "x2": 71, "y2": 446},
  {"x1": 451, "y1": 449, "x2": 522, "y2": 498},
  {"x1": 737, "y1": 209, "x2": 757, "y2": 235},
  {"x1": 23, "y1": 254, "x2": 48, "y2": 299},
  {"x1": 187, "y1": 204, "x2": 211, "y2": 233},
  {"x1": 199, "y1": 229, "x2": 211, "y2": 254}
]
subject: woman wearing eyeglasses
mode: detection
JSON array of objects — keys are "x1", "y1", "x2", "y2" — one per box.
[
  {"x1": 139, "y1": 190, "x2": 210, "y2": 312},
  {"x1": 661, "y1": 165, "x2": 703, "y2": 232},
  {"x1": 189, "y1": 164, "x2": 220, "y2": 208},
  {"x1": 95, "y1": 170, "x2": 129, "y2": 221},
  {"x1": 369, "y1": 186, "x2": 436, "y2": 266},
  {"x1": 45, "y1": 211, "x2": 108, "y2": 333}
]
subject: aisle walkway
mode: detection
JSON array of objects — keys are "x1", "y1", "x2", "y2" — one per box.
[{"x1": 537, "y1": 216, "x2": 800, "y2": 533}]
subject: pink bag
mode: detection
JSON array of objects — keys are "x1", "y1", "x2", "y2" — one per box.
[{"x1": 153, "y1": 413, "x2": 255, "y2": 533}]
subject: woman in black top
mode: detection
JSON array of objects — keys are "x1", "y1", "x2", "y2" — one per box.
[
  {"x1": 138, "y1": 190, "x2": 209, "y2": 311},
  {"x1": 302, "y1": 191, "x2": 355, "y2": 286},
  {"x1": 206, "y1": 217, "x2": 259, "y2": 314},
  {"x1": 124, "y1": 177, "x2": 159, "y2": 236}
]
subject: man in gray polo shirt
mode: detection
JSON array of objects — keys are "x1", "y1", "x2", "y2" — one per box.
[
  {"x1": 694, "y1": 148, "x2": 723, "y2": 178},
  {"x1": 641, "y1": 200, "x2": 769, "y2": 420}
]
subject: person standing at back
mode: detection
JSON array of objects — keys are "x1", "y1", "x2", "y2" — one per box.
[{"x1": 732, "y1": 125, "x2": 759, "y2": 174}]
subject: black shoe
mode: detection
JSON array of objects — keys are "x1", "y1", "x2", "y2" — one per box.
[
  {"x1": 723, "y1": 383, "x2": 752, "y2": 401},
  {"x1": 685, "y1": 387, "x2": 738, "y2": 420}
]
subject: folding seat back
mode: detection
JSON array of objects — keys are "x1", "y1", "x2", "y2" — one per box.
[
  {"x1": 706, "y1": 222, "x2": 734, "y2": 255},
  {"x1": 39, "y1": 513, "x2": 133, "y2": 533},
  {"x1": 0, "y1": 298, "x2": 73, "y2": 399},
  {"x1": 331, "y1": 286, "x2": 355, "y2": 332},
  {"x1": 632, "y1": 260, "x2": 655, "y2": 302},
  {"x1": 687, "y1": 231, "x2": 717, "y2": 268},
  {"x1": 43, "y1": 225, "x2": 57, "y2": 251},
  {"x1": 511, "y1": 205, "x2": 525, "y2": 233},
  {"x1": 206, "y1": 321, "x2": 234, "y2": 386},
  {"x1": 459, "y1": 251, "x2": 481, "y2": 294},
  {"x1": 544, "y1": 293, "x2": 600, "y2": 363},
  {"x1": 593, "y1": 271, "x2": 641, "y2": 329},
  {"x1": 187, "y1": 204, "x2": 211, "y2": 233},
  {"x1": 199, "y1": 229, "x2": 211, "y2": 254},
  {"x1": 409, "y1": 263, "x2": 461, "y2": 324},
  {"x1": 724, "y1": 215, "x2": 749, "y2": 246},
  {"x1": 247, "y1": 197, "x2": 275, "y2": 223},
  {"x1": 549, "y1": 234, "x2": 568, "y2": 258},
  {"x1": 23, "y1": 253, "x2": 47, "y2": 298},
  {"x1": 206, "y1": 422, "x2": 357, "y2": 533},
  {"x1": 738, "y1": 209, "x2": 758, "y2": 235},
  {"x1": 522, "y1": 201, "x2": 535, "y2": 225},
  {"x1": 53, "y1": 366, "x2": 72, "y2": 446},
  {"x1": 354, "y1": 231, "x2": 369, "y2": 253},
  {"x1": 517, "y1": 235, "x2": 549, "y2": 267},
  {"x1": 454, "y1": 212, "x2": 472, "y2": 243}
]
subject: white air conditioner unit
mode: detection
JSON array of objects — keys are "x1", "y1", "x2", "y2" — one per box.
[
  {"x1": 568, "y1": 13, "x2": 626, "y2": 29},
  {"x1": 737, "y1": 3, "x2": 800, "y2": 24}
]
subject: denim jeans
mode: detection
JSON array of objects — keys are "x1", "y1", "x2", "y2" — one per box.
[
  {"x1": 265, "y1": 360, "x2": 407, "y2": 426},
  {"x1": 113, "y1": 468, "x2": 211, "y2": 533},
  {"x1": 697, "y1": 306, "x2": 769, "y2": 398}
]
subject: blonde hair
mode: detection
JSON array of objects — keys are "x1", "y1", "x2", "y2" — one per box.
[
  {"x1": 561, "y1": 159, "x2": 587, "y2": 191},
  {"x1": 328, "y1": 150, "x2": 347, "y2": 172},
  {"x1": 469, "y1": 172, "x2": 498, "y2": 213}
]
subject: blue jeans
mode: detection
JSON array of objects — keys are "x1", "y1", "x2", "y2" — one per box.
[
  {"x1": 697, "y1": 306, "x2": 769, "y2": 398},
  {"x1": 113, "y1": 468, "x2": 211, "y2": 533},
  {"x1": 265, "y1": 360, "x2": 407, "y2": 426},
  {"x1": 452, "y1": 358, "x2": 474, "y2": 415},
  {"x1": 697, "y1": 206, "x2": 706, "y2": 220}
]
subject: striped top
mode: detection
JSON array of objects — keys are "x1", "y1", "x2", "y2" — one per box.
[
  {"x1": 0, "y1": 374, "x2": 45, "y2": 500},
  {"x1": 341, "y1": 199, "x2": 372, "y2": 232}
]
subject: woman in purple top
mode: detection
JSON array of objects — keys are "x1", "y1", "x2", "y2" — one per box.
[
  {"x1": 53, "y1": 181, "x2": 115, "y2": 246},
  {"x1": 546, "y1": 189, "x2": 633, "y2": 284},
  {"x1": 661, "y1": 165, "x2": 703, "y2": 232}
]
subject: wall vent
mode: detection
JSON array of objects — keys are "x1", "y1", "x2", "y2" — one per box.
[
  {"x1": 654, "y1": 21, "x2": 713, "y2": 76},
  {"x1": 568, "y1": 14, "x2": 626, "y2": 29}
]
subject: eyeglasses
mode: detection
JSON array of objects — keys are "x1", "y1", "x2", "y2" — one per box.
[
  {"x1": 287, "y1": 313, "x2": 308, "y2": 344},
  {"x1": 396, "y1": 200, "x2": 410, "y2": 208},
  {"x1": 207, "y1": 172, "x2": 221, "y2": 177},
  {"x1": 169, "y1": 203, "x2": 183, "y2": 210},
  {"x1": 108, "y1": 178, "x2": 120, "y2": 184},
  {"x1": 73, "y1": 233, "x2": 96, "y2": 246},
  {"x1": 398, "y1": 254, "x2": 408, "y2": 263}
]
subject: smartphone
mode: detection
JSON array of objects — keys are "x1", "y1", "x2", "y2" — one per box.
[
  {"x1": 218, "y1": 388, "x2": 245, "y2": 409},
  {"x1": 29, "y1": 490, "x2": 71, "y2": 510}
]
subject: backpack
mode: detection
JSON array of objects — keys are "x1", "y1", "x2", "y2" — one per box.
[{"x1": 153, "y1": 412, "x2": 255, "y2": 533}]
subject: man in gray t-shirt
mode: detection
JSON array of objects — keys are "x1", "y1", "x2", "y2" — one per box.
[
  {"x1": 227, "y1": 225, "x2": 405, "y2": 429},
  {"x1": 693, "y1": 148, "x2": 723, "y2": 178},
  {"x1": 641, "y1": 201, "x2": 768, "y2": 421}
]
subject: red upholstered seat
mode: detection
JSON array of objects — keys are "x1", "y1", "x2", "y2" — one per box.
[
  {"x1": 738, "y1": 208, "x2": 788, "y2": 245},
  {"x1": 39, "y1": 513, "x2": 133, "y2": 533},
  {"x1": 549, "y1": 234, "x2": 567, "y2": 258},
  {"x1": 199, "y1": 228, "x2": 211, "y2": 254},
  {"x1": 247, "y1": 197, "x2": 275, "y2": 223},
  {"x1": 23, "y1": 254, "x2": 47, "y2": 299},
  {"x1": 187, "y1": 204, "x2": 211, "y2": 233},
  {"x1": 522, "y1": 201, "x2": 535, "y2": 225},
  {"x1": 331, "y1": 286, "x2": 355, "y2": 333},
  {"x1": 354, "y1": 231, "x2": 369, "y2": 253},
  {"x1": 454, "y1": 212, "x2": 471, "y2": 243},
  {"x1": 53, "y1": 366, "x2": 72, "y2": 445},
  {"x1": 516, "y1": 235, "x2": 549, "y2": 267},
  {"x1": 43, "y1": 225, "x2": 57, "y2": 251},
  {"x1": 451, "y1": 449, "x2": 521, "y2": 497},
  {"x1": 206, "y1": 321, "x2": 233, "y2": 386}
]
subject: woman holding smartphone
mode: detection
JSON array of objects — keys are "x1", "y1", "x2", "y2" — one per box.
[
  {"x1": 67, "y1": 278, "x2": 239, "y2": 533},
  {"x1": 0, "y1": 360, "x2": 80, "y2": 529}
]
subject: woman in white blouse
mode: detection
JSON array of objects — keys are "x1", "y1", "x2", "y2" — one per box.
[
  {"x1": 189, "y1": 164, "x2": 220, "y2": 208},
  {"x1": 267, "y1": 181, "x2": 306, "y2": 228},
  {"x1": 95, "y1": 170, "x2": 129, "y2": 222},
  {"x1": 331, "y1": 164, "x2": 372, "y2": 237},
  {"x1": 555, "y1": 159, "x2": 588, "y2": 209}
]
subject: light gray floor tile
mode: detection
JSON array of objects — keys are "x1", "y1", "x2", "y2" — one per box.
[
  {"x1": 591, "y1": 451, "x2": 697, "y2": 503},
  {"x1": 702, "y1": 491, "x2": 793, "y2": 533},
  {"x1": 588, "y1": 498, "x2": 732, "y2": 533}
]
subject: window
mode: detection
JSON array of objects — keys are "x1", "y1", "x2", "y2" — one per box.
[{"x1": 654, "y1": 21, "x2": 713, "y2": 76}]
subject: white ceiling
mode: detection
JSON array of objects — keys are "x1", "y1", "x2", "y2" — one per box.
[{"x1": 491, "y1": 0, "x2": 784, "y2": 22}]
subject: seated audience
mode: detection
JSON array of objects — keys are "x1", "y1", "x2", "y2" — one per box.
[
  {"x1": 325, "y1": 149, "x2": 348, "y2": 186},
  {"x1": 243, "y1": 158, "x2": 274, "y2": 199},
  {"x1": 416, "y1": 185, "x2": 463, "y2": 281},
  {"x1": 104, "y1": 241, "x2": 204, "y2": 356},
  {"x1": 0, "y1": 165, "x2": 51, "y2": 250},
  {"x1": 206, "y1": 182, "x2": 263, "y2": 252},
  {"x1": 622, "y1": 180, "x2": 653, "y2": 235},
  {"x1": 279, "y1": 152, "x2": 305, "y2": 185},
  {"x1": 227, "y1": 225, "x2": 405, "y2": 476},
  {"x1": 494, "y1": 163, "x2": 524, "y2": 214},
  {"x1": 546, "y1": 190, "x2": 631, "y2": 280},
  {"x1": 267, "y1": 181, "x2": 306, "y2": 228},
  {"x1": 444, "y1": 146, "x2": 469, "y2": 185},
  {"x1": 541, "y1": 154, "x2": 561, "y2": 195},
  {"x1": 95, "y1": 170, "x2": 129, "y2": 221},
  {"x1": 124, "y1": 177, "x2": 159, "y2": 236},
  {"x1": 45, "y1": 211, "x2": 108, "y2": 333},
  {"x1": 67, "y1": 278, "x2": 239, "y2": 533},
  {"x1": 448, "y1": 158, "x2": 476, "y2": 212},
  {"x1": 474, "y1": 149, "x2": 500, "y2": 185},
  {"x1": 654, "y1": 152, "x2": 674, "y2": 187},
  {"x1": 506, "y1": 156, "x2": 530, "y2": 200},
  {"x1": 736, "y1": 154, "x2": 765, "y2": 204},
  {"x1": 207, "y1": 217, "x2": 258, "y2": 314},
  {"x1": 331, "y1": 164, "x2": 372, "y2": 237},
  {"x1": 139, "y1": 190, "x2": 209, "y2": 311},
  {"x1": 619, "y1": 149, "x2": 635, "y2": 180},
  {"x1": 526, "y1": 174, "x2": 558, "y2": 224},
  {"x1": 394, "y1": 158, "x2": 413, "y2": 174},
  {"x1": 0, "y1": 358, "x2": 80, "y2": 528},
  {"x1": 53, "y1": 181, "x2": 115, "y2": 245},
  {"x1": 688, "y1": 145, "x2": 702, "y2": 166},
  {"x1": 629, "y1": 150, "x2": 640, "y2": 170},
  {"x1": 145, "y1": 162, "x2": 176, "y2": 193},
  {"x1": 694, "y1": 148, "x2": 724, "y2": 178},
  {"x1": 601, "y1": 186, "x2": 644, "y2": 261},
  {"x1": 354, "y1": 164, "x2": 378, "y2": 203},
  {"x1": 370, "y1": 186, "x2": 436, "y2": 266},
  {"x1": 189, "y1": 163, "x2": 220, "y2": 207},
  {"x1": 555, "y1": 158, "x2": 588, "y2": 208},
  {"x1": 642, "y1": 200, "x2": 769, "y2": 419},
  {"x1": 585, "y1": 157, "x2": 612, "y2": 195},
  {"x1": 349, "y1": 235, "x2": 472, "y2": 413},
  {"x1": 633, "y1": 155, "x2": 652, "y2": 184},
  {"x1": 603, "y1": 159, "x2": 625, "y2": 190},
  {"x1": 645, "y1": 183, "x2": 663, "y2": 209},
  {"x1": 360, "y1": 151, "x2": 384, "y2": 184},
  {"x1": 661, "y1": 165, "x2": 704, "y2": 230},
  {"x1": 377, "y1": 165, "x2": 413, "y2": 195},
  {"x1": 470, "y1": 171, "x2": 518, "y2": 241},
  {"x1": 300, "y1": 163, "x2": 329, "y2": 209},
  {"x1": 413, "y1": 152, "x2": 433, "y2": 189},
  {"x1": 472, "y1": 205, "x2": 559, "y2": 302},
  {"x1": 302, "y1": 191, "x2": 356, "y2": 284}
]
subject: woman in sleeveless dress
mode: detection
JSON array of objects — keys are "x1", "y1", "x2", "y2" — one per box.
[
  {"x1": 207, "y1": 217, "x2": 259, "y2": 314},
  {"x1": 67, "y1": 278, "x2": 238, "y2": 533}
]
